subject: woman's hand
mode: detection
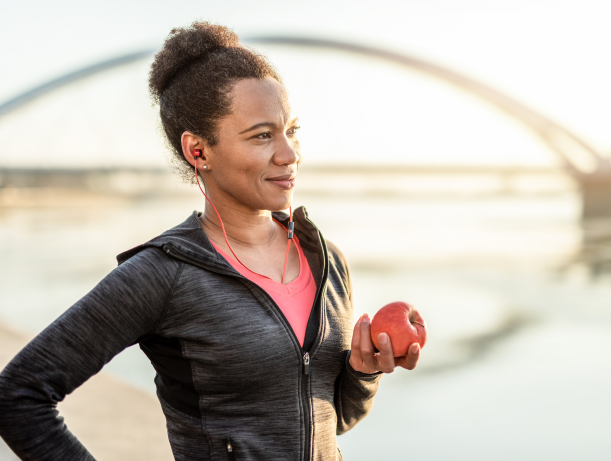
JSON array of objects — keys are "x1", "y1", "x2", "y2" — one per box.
[{"x1": 349, "y1": 314, "x2": 420, "y2": 374}]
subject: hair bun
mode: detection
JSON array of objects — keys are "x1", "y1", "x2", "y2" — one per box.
[
  {"x1": 148, "y1": 20, "x2": 280, "y2": 183},
  {"x1": 149, "y1": 22, "x2": 240, "y2": 101}
]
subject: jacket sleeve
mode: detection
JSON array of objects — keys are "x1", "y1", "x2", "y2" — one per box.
[
  {"x1": 326, "y1": 241, "x2": 383, "y2": 435},
  {"x1": 334, "y1": 352, "x2": 382, "y2": 434},
  {"x1": 0, "y1": 248, "x2": 181, "y2": 461}
]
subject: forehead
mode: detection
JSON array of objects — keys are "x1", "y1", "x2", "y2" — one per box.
[{"x1": 228, "y1": 77, "x2": 291, "y2": 126}]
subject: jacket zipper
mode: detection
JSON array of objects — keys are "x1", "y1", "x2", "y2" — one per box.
[
  {"x1": 225, "y1": 438, "x2": 235, "y2": 461},
  {"x1": 302, "y1": 350, "x2": 313, "y2": 461},
  {"x1": 163, "y1": 234, "x2": 329, "y2": 461},
  {"x1": 300, "y1": 227, "x2": 329, "y2": 461},
  {"x1": 303, "y1": 352, "x2": 310, "y2": 375}
]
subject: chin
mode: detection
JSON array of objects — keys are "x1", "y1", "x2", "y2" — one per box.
[
  {"x1": 265, "y1": 194, "x2": 294, "y2": 213},
  {"x1": 269, "y1": 203, "x2": 293, "y2": 213}
]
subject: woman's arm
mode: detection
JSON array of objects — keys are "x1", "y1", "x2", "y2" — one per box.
[
  {"x1": 0, "y1": 248, "x2": 181, "y2": 460},
  {"x1": 327, "y1": 241, "x2": 420, "y2": 434},
  {"x1": 334, "y1": 348, "x2": 383, "y2": 435},
  {"x1": 334, "y1": 315, "x2": 421, "y2": 435},
  {"x1": 324, "y1": 242, "x2": 381, "y2": 434}
]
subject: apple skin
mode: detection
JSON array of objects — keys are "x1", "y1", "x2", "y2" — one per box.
[{"x1": 371, "y1": 302, "x2": 428, "y2": 357}]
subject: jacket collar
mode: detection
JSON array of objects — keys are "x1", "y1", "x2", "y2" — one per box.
[{"x1": 117, "y1": 206, "x2": 327, "y2": 288}]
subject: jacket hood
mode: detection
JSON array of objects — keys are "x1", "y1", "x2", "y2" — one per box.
[{"x1": 116, "y1": 206, "x2": 326, "y2": 283}]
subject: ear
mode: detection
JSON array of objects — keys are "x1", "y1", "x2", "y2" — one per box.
[{"x1": 181, "y1": 131, "x2": 207, "y2": 167}]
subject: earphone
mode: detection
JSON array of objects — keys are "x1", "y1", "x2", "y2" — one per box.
[{"x1": 193, "y1": 148, "x2": 294, "y2": 284}]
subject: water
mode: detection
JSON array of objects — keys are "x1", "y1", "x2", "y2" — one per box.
[{"x1": 1, "y1": 187, "x2": 610, "y2": 459}]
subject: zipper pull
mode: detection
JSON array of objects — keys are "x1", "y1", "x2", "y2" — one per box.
[
  {"x1": 303, "y1": 352, "x2": 310, "y2": 375},
  {"x1": 225, "y1": 438, "x2": 235, "y2": 460}
]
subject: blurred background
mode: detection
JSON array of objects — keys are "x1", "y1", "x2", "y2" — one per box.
[{"x1": 1, "y1": 0, "x2": 611, "y2": 459}]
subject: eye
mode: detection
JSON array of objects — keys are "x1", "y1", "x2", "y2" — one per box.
[
  {"x1": 255, "y1": 132, "x2": 272, "y2": 139},
  {"x1": 287, "y1": 126, "x2": 301, "y2": 136}
]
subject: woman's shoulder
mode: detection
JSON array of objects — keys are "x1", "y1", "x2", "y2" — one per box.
[
  {"x1": 118, "y1": 245, "x2": 177, "y2": 268},
  {"x1": 110, "y1": 247, "x2": 183, "y2": 294},
  {"x1": 325, "y1": 240, "x2": 348, "y2": 268},
  {"x1": 116, "y1": 211, "x2": 205, "y2": 266},
  {"x1": 325, "y1": 239, "x2": 351, "y2": 282}
]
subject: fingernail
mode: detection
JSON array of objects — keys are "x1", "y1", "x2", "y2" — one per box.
[
  {"x1": 411, "y1": 343, "x2": 420, "y2": 354},
  {"x1": 363, "y1": 314, "x2": 370, "y2": 323},
  {"x1": 379, "y1": 333, "x2": 388, "y2": 345}
]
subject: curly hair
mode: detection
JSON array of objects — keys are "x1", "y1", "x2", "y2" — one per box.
[{"x1": 149, "y1": 22, "x2": 282, "y2": 182}]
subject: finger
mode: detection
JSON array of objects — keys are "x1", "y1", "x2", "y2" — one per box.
[
  {"x1": 350, "y1": 316, "x2": 363, "y2": 366},
  {"x1": 359, "y1": 314, "x2": 377, "y2": 371},
  {"x1": 397, "y1": 343, "x2": 420, "y2": 370},
  {"x1": 376, "y1": 333, "x2": 396, "y2": 373},
  {"x1": 351, "y1": 315, "x2": 363, "y2": 349}
]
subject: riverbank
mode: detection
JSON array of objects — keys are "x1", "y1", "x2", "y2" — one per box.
[{"x1": 0, "y1": 322, "x2": 173, "y2": 461}]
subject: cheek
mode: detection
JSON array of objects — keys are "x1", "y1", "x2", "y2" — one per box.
[
  {"x1": 293, "y1": 140, "x2": 302, "y2": 162},
  {"x1": 236, "y1": 151, "x2": 268, "y2": 178},
  {"x1": 216, "y1": 146, "x2": 267, "y2": 188}
]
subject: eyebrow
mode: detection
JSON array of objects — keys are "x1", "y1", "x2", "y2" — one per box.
[
  {"x1": 239, "y1": 122, "x2": 276, "y2": 135},
  {"x1": 238, "y1": 117, "x2": 300, "y2": 135}
]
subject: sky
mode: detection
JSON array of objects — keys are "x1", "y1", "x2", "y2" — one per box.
[{"x1": 1, "y1": 0, "x2": 610, "y2": 168}]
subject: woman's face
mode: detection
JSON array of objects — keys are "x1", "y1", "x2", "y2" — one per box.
[{"x1": 201, "y1": 77, "x2": 300, "y2": 213}]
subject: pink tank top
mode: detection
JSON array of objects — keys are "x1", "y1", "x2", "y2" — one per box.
[{"x1": 211, "y1": 235, "x2": 316, "y2": 346}]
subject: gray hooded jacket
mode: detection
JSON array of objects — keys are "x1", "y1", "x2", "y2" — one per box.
[{"x1": 0, "y1": 207, "x2": 382, "y2": 460}]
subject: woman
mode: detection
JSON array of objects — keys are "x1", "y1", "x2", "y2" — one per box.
[{"x1": 0, "y1": 22, "x2": 420, "y2": 460}]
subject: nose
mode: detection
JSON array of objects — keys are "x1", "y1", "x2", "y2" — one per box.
[{"x1": 273, "y1": 133, "x2": 300, "y2": 167}]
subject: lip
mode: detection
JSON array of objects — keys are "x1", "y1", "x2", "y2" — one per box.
[{"x1": 266, "y1": 174, "x2": 296, "y2": 190}]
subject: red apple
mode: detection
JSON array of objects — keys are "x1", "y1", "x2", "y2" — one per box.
[{"x1": 370, "y1": 302, "x2": 427, "y2": 357}]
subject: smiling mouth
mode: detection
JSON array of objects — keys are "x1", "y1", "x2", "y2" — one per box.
[{"x1": 267, "y1": 175, "x2": 296, "y2": 190}]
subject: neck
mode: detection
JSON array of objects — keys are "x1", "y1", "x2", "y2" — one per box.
[{"x1": 200, "y1": 195, "x2": 280, "y2": 249}]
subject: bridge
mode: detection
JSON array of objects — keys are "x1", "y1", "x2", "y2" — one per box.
[{"x1": 0, "y1": 36, "x2": 610, "y2": 219}]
